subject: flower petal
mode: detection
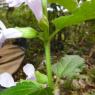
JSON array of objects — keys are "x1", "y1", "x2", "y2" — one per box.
[
  {"x1": 0, "y1": 30, "x2": 6, "y2": 48},
  {"x1": 26, "y1": 0, "x2": 43, "y2": 21},
  {"x1": 0, "y1": 21, "x2": 6, "y2": 30},
  {"x1": 0, "y1": 73, "x2": 16, "y2": 88},
  {"x1": 0, "y1": 21, "x2": 23, "y2": 47},
  {"x1": 6, "y1": 0, "x2": 24, "y2": 7},
  {"x1": 23, "y1": 63, "x2": 36, "y2": 80},
  {"x1": 3, "y1": 28, "x2": 23, "y2": 39}
]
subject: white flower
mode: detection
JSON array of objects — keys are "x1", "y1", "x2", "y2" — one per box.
[
  {"x1": 2, "y1": 28, "x2": 22, "y2": 39},
  {"x1": 0, "y1": 21, "x2": 6, "y2": 47},
  {"x1": 0, "y1": 73, "x2": 16, "y2": 88},
  {"x1": 0, "y1": 64, "x2": 37, "y2": 88},
  {"x1": 0, "y1": 21, "x2": 6, "y2": 30},
  {"x1": 26, "y1": 0, "x2": 43, "y2": 21},
  {"x1": 23, "y1": 63, "x2": 36, "y2": 80},
  {"x1": 0, "y1": 20, "x2": 22, "y2": 47}
]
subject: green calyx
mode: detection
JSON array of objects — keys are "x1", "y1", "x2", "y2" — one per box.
[
  {"x1": 16, "y1": 27, "x2": 38, "y2": 38},
  {"x1": 38, "y1": 15, "x2": 49, "y2": 32},
  {"x1": 35, "y1": 71, "x2": 48, "y2": 84}
]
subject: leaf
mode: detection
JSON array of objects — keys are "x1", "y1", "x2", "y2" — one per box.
[
  {"x1": 0, "y1": 81, "x2": 41, "y2": 95},
  {"x1": 48, "y1": 0, "x2": 78, "y2": 12},
  {"x1": 52, "y1": 0, "x2": 95, "y2": 31},
  {"x1": 31, "y1": 87, "x2": 53, "y2": 95},
  {"x1": 52, "y1": 55, "x2": 85, "y2": 78},
  {"x1": 0, "y1": 81, "x2": 53, "y2": 95}
]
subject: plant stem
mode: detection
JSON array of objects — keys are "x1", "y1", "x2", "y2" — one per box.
[{"x1": 44, "y1": 41, "x2": 53, "y2": 88}]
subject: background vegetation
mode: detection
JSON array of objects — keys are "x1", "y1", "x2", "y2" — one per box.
[{"x1": 0, "y1": 3, "x2": 95, "y2": 95}]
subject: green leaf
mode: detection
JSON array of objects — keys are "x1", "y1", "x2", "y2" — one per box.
[
  {"x1": 31, "y1": 87, "x2": 53, "y2": 95},
  {"x1": 16, "y1": 27, "x2": 38, "y2": 38},
  {"x1": 48, "y1": 0, "x2": 78, "y2": 12},
  {"x1": 52, "y1": 55, "x2": 85, "y2": 78},
  {"x1": 0, "y1": 81, "x2": 41, "y2": 95},
  {"x1": 35, "y1": 71, "x2": 48, "y2": 84},
  {"x1": 52, "y1": 0, "x2": 95, "y2": 31},
  {"x1": 0, "y1": 81, "x2": 53, "y2": 95}
]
